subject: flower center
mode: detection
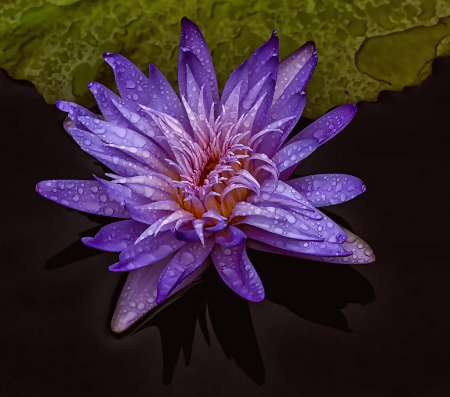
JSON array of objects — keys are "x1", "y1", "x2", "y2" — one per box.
[{"x1": 199, "y1": 157, "x2": 219, "y2": 187}]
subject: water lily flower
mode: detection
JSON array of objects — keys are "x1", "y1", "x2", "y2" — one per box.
[{"x1": 36, "y1": 17, "x2": 375, "y2": 332}]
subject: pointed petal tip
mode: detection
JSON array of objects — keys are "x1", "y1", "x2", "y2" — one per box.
[
  {"x1": 346, "y1": 103, "x2": 357, "y2": 113},
  {"x1": 108, "y1": 263, "x2": 126, "y2": 272},
  {"x1": 103, "y1": 52, "x2": 117, "y2": 65},
  {"x1": 55, "y1": 100, "x2": 68, "y2": 111},
  {"x1": 111, "y1": 312, "x2": 138, "y2": 333},
  {"x1": 249, "y1": 291, "x2": 265, "y2": 302},
  {"x1": 80, "y1": 237, "x2": 93, "y2": 246}
]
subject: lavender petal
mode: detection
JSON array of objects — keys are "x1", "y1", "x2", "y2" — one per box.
[
  {"x1": 247, "y1": 225, "x2": 375, "y2": 264},
  {"x1": 219, "y1": 59, "x2": 249, "y2": 114},
  {"x1": 103, "y1": 53, "x2": 152, "y2": 114},
  {"x1": 279, "y1": 104, "x2": 357, "y2": 180},
  {"x1": 284, "y1": 104, "x2": 357, "y2": 147},
  {"x1": 36, "y1": 179, "x2": 130, "y2": 218},
  {"x1": 81, "y1": 220, "x2": 148, "y2": 252},
  {"x1": 69, "y1": 127, "x2": 151, "y2": 177},
  {"x1": 332, "y1": 226, "x2": 376, "y2": 264},
  {"x1": 88, "y1": 82, "x2": 133, "y2": 128},
  {"x1": 125, "y1": 205, "x2": 171, "y2": 226},
  {"x1": 77, "y1": 117, "x2": 167, "y2": 163},
  {"x1": 211, "y1": 242, "x2": 265, "y2": 302},
  {"x1": 248, "y1": 31, "x2": 279, "y2": 88},
  {"x1": 179, "y1": 49, "x2": 214, "y2": 116},
  {"x1": 271, "y1": 54, "x2": 316, "y2": 119},
  {"x1": 215, "y1": 226, "x2": 247, "y2": 248},
  {"x1": 109, "y1": 230, "x2": 186, "y2": 272},
  {"x1": 273, "y1": 41, "x2": 316, "y2": 104},
  {"x1": 273, "y1": 138, "x2": 320, "y2": 173},
  {"x1": 156, "y1": 237, "x2": 215, "y2": 303},
  {"x1": 56, "y1": 101, "x2": 100, "y2": 131},
  {"x1": 240, "y1": 225, "x2": 350, "y2": 257},
  {"x1": 256, "y1": 92, "x2": 306, "y2": 158},
  {"x1": 286, "y1": 174, "x2": 366, "y2": 207},
  {"x1": 148, "y1": 64, "x2": 190, "y2": 131},
  {"x1": 94, "y1": 177, "x2": 152, "y2": 207},
  {"x1": 111, "y1": 254, "x2": 211, "y2": 332},
  {"x1": 179, "y1": 17, "x2": 219, "y2": 109}
]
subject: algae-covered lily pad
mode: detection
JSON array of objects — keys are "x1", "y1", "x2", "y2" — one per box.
[{"x1": 1, "y1": 0, "x2": 449, "y2": 118}]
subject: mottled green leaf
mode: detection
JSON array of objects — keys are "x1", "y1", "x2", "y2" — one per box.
[{"x1": 1, "y1": 0, "x2": 449, "y2": 119}]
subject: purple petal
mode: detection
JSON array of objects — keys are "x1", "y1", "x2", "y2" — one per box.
[
  {"x1": 240, "y1": 225, "x2": 350, "y2": 257},
  {"x1": 77, "y1": 117, "x2": 168, "y2": 163},
  {"x1": 103, "y1": 53, "x2": 151, "y2": 114},
  {"x1": 88, "y1": 82, "x2": 133, "y2": 128},
  {"x1": 284, "y1": 104, "x2": 357, "y2": 147},
  {"x1": 111, "y1": 255, "x2": 211, "y2": 332},
  {"x1": 273, "y1": 138, "x2": 320, "y2": 173},
  {"x1": 109, "y1": 230, "x2": 186, "y2": 272},
  {"x1": 286, "y1": 174, "x2": 366, "y2": 207},
  {"x1": 248, "y1": 31, "x2": 279, "y2": 88},
  {"x1": 36, "y1": 180, "x2": 130, "y2": 218},
  {"x1": 125, "y1": 205, "x2": 171, "y2": 226},
  {"x1": 172, "y1": 219, "x2": 213, "y2": 243},
  {"x1": 247, "y1": 225, "x2": 375, "y2": 264},
  {"x1": 204, "y1": 219, "x2": 227, "y2": 232},
  {"x1": 219, "y1": 59, "x2": 249, "y2": 113},
  {"x1": 179, "y1": 17, "x2": 219, "y2": 108},
  {"x1": 256, "y1": 92, "x2": 306, "y2": 157},
  {"x1": 246, "y1": 185, "x2": 315, "y2": 215},
  {"x1": 148, "y1": 64, "x2": 190, "y2": 131},
  {"x1": 211, "y1": 242, "x2": 265, "y2": 302},
  {"x1": 111, "y1": 100, "x2": 175, "y2": 158},
  {"x1": 68, "y1": 128, "x2": 151, "y2": 177},
  {"x1": 280, "y1": 104, "x2": 356, "y2": 181},
  {"x1": 81, "y1": 220, "x2": 148, "y2": 252},
  {"x1": 273, "y1": 41, "x2": 316, "y2": 104},
  {"x1": 174, "y1": 228, "x2": 210, "y2": 242},
  {"x1": 94, "y1": 177, "x2": 152, "y2": 207},
  {"x1": 233, "y1": 212, "x2": 322, "y2": 241},
  {"x1": 249, "y1": 180, "x2": 347, "y2": 243},
  {"x1": 232, "y1": 201, "x2": 322, "y2": 241},
  {"x1": 105, "y1": 143, "x2": 178, "y2": 178},
  {"x1": 156, "y1": 237, "x2": 215, "y2": 303},
  {"x1": 56, "y1": 101, "x2": 99, "y2": 131},
  {"x1": 271, "y1": 54, "x2": 316, "y2": 119},
  {"x1": 269, "y1": 206, "x2": 346, "y2": 244},
  {"x1": 249, "y1": 73, "x2": 276, "y2": 137},
  {"x1": 179, "y1": 49, "x2": 214, "y2": 116},
  {"x1": 332, "y1": 226, "x2": 376, "y2": 264},
  {"x1": 280, "y1": 104, "x2": 357, "y2": 179},
  {"x1": 241, "y1": 69, "x2": 276, "y2": 129},
  {"x1": 116, "y1": 176, "x2": 178, "y2": 202},
  {"x1": 215, "y1": 226, "x2": 247, "y2": 248}
]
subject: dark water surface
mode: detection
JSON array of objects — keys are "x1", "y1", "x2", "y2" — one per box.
[{"x1": 1, "y1": 58, "x2": 450, "y2": 396}]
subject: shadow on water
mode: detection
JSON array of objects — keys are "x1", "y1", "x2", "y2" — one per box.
[
  {"x1": 129, "y1": 267, "x2": 266, "y2": 384},
  {"x1": 46, "y1": 218, "x2": 375, "y2": 384},
  {"x1": 45, "y1": 213, "x2": 116, "y2": 269}
]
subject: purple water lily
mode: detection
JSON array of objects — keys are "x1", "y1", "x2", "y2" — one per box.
[{"x1": 36, "y1": 17, "x2": 375, "y2": 332}]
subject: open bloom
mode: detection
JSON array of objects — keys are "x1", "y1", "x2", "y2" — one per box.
[{"x1": 37, "y1": 18, "x2": 375, "y2": 332}]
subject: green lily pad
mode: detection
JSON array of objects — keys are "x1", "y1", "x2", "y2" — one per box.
[{"x1": 1, "y1": 0, "x2": 449, "y2": 119}]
